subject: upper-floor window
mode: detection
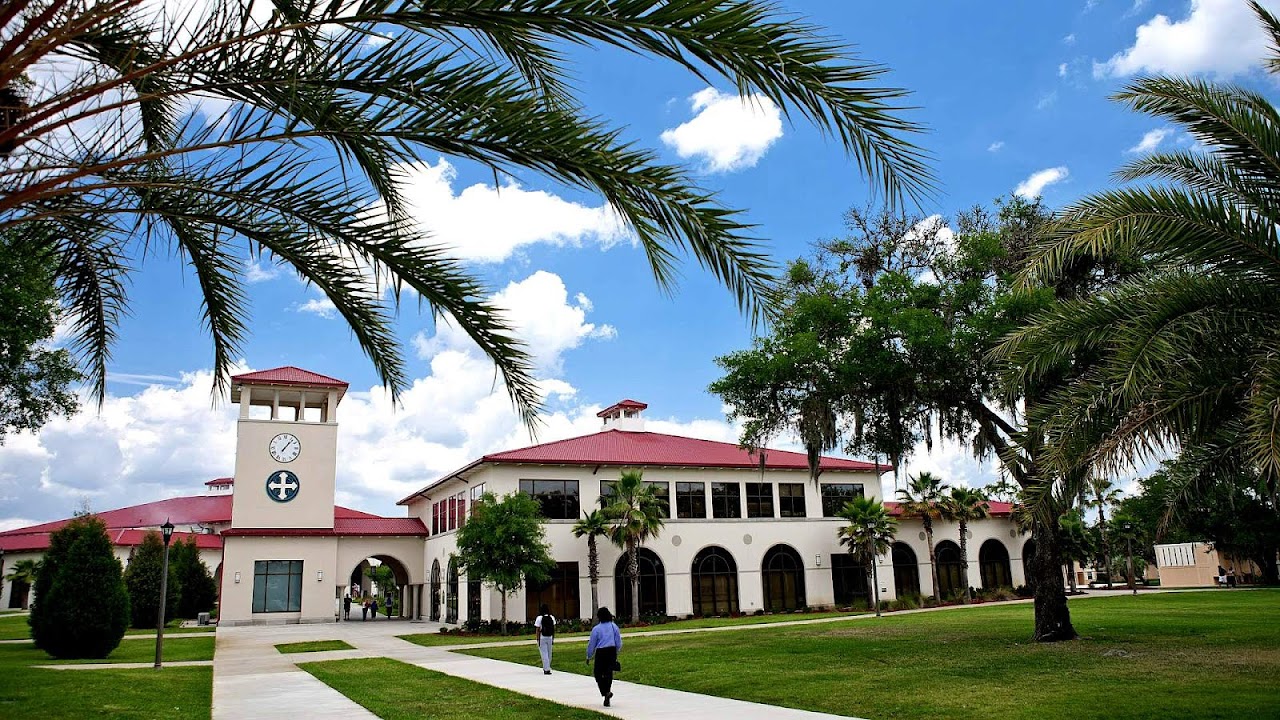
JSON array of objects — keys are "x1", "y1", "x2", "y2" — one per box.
[
  {"x1": 821, "y1": 483, "x2": 865, "y2": 517},
  {"x1": 711, "y1": 482, "x2": 741, "y2": 519},
  {"x1": 676, "y1": 482, "x2": 706, "y2": 519},
  {"x1": 779, "y1": 483, "x2": 807, "y2": 518},
  {"x1": 519, "y1": 479, "x2": 580, "y2": 520},
  {"x1": 745, "y1": 482, "x2": 774, "y2": 518},
  {"x1": 600, "y1": 480, "x2": 671, "y2": 518}
]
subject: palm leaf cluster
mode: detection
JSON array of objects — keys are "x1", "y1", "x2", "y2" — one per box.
[
  {"x1": 1002, "y1": 1, "x2": 1280, "y2": 500},
  {"x1": 1, "y1": 0, "x2": 932, "y2": 422}
]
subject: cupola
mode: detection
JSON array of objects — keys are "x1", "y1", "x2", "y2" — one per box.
[{"x1": 597, "y1": 399, "x2": 647, "y2": 431}]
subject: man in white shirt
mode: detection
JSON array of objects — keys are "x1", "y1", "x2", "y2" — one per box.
[{"x1": 534, "y1": 603, "x2": 556, "y2": 674}]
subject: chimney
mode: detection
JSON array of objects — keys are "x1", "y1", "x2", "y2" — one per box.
[{"x1": 597, "y1": 399, "x2": 647, "y2": 432}]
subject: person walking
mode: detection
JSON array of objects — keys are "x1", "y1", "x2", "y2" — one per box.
[
  {"x1": 343, "y1": 594, "x2": 352, "y2": 620},
  {"x1": 586, "y1": 607, "x2": 622, "y2": 707},
  {"x1": 361, "y1": 598, "x2": 369, "y2": 621},
  {"x1": 371, "y1": 597, "x2": 380, "y2": 619},
  {"x1": 533, "y1": 603, "x2": 556, "y2": 675}
]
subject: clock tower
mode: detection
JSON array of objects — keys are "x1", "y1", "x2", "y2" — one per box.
[{"x1": 228, "y1": 367, "x2": 347, "y2": 529}]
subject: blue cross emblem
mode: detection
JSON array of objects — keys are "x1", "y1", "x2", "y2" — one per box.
[{"x1": 266, "y1": 471, "x2": 300, "y2": 502}]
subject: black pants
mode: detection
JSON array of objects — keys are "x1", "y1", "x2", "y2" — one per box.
[{"x1": 592, "y1": 646, "x2": 617, "y2": 697}]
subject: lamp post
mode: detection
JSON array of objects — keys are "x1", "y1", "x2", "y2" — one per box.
[
  {"x1": 865, "y1": 520, "x2": 881, "y2": 618},
  {"x1": 1123, "y1": 522, "x2": 1136, "y2": 596},
  {"x1": 155, "y1": 519, "x2": 175, "y2": 668}
]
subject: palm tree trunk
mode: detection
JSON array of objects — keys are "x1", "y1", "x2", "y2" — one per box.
[
  {"x1": 587, "y1": 535, "x2": 599, "y2": 619},
  {"x1": 628, "y1": 540, "x2": 640, "y2": 623},
  {"x1": 1030, "y1": 517, "x2": 1076, "y2": 642},
  {"x1": 1067, "y1": 557, "x2": 1077, "y2": 593},
  {"x1": 958, "y1": 519, "x2": 971, "y2": 604},
  {"x1": 1096, "y1": 495, "x2": 1112, "y2": 587},
  {"x1": 924, "y1": 519, "x2": 939, "y2": 602},
  {"x1": 870, "y1": 547, "x2": 881, "y2": 618}
]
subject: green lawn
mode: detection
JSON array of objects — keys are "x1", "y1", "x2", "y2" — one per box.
[
  {"x1": 45, "y1": 635, "x2": 215, "y2": 664},
  {"x1": 400, "y1": 608, "x2": 872, "y2": 647},
  {"x1": 300, "y1": 657, "x2": 611, "y2": 719},
  {"x1": 124, "y1": 624, "x2": 217, "y2": 636},
  {"x1": 464, "y1": 591, "x2": 1280, "y2": 719},
  {"x1": 0, "y1": 641, "x2": 211, "y2": 718},
  {"x1": 1, "y1": 615, "x2": 217, "y2": 641},
  {"x1": 276, "y1": 639, "x2": 354, "y2": 654}
]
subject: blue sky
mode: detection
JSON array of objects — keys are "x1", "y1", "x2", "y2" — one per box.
[{"x1": 3, "y1": 0, "x2": 1275, "y2": 527}]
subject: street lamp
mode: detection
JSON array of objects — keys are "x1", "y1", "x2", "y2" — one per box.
[
  {"x1": 1123, "y1": 522, "x2": 1136, "y2": 596},
  {"x1": 155, "y1": 519, "x2": 175, "y2": 669}
]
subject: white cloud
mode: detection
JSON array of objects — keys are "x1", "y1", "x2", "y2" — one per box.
[
  {"x1": 246, "y1": 258, "x2": 281, "y2": 283},
  {"x1": 1126, "y1": 127, "x2": 1172, "y2": 153},
  {"x1": 660, "y1": 88, "x2": 784, "y2": 173},
  {"x1": 1035, "y1": 91, "x2": 1057, "y2": 110},
  {"x1": 413, "y1": 271, "x2": 616, "y2": 376},
  {"x1": 988, "y1": 141, "x2": 1005, "y2": 153},
  {"x1": 1015, "y1": 166, "x2": 1070, "y2": 199},
  {"x1": 296, "y1": 297, "x2": 337, "y2": 319},
  {"x1": 393, "y1": 159, "x2": 632, "y2": 264},
  {"x1": 1124, "y1": 0, "x2": 1150, "y2": 18},
  {"x1": 1095, "y1": 0, "x2": 1279, "y2": 78},
  {"x1": 1064, "y1": 33, "x2": 1077, "y2": 45},
  {"x1": 1058, "y1": 63, "x2": 1069, "y2": 78}
]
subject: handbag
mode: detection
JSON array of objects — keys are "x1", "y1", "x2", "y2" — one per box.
[{"x1": 613, "y1": 659, "x2": 622, "y2": 672}]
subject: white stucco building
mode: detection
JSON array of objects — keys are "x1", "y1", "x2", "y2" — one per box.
[{"x1": 3, "y1": 367, "x2": 1034, "y2": 624}]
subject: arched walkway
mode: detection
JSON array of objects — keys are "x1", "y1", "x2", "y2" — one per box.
[
  {"x1": 445, "y1": 558, "x2": 460, "y2": 624},
  {"x1": 891, "y1": 542, "x2": 921, "y2": 598},
  {"x1": 980, "y1": 539, "x2": 1013, "y2": 589},
  {"x1": 935, "y1": 541, "x2": 964, "y2": 600},
  {"x1": 614, "y1": 548, "x2": 667, "y2": 621},
  {"x1": 429, "y1": 559, "x2": 441, "y2": 621},
  {"x1": 691, "y1": 546, "x2": 739, "y2": 617},
  {"x1": 762, "y1": 544, "x2": 806, "y2": 612},
  {"x1": 345, "y1": 554, "x2": 413, "y2": 619}
]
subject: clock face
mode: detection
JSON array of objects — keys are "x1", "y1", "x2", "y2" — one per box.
[{"x1": 269, "y1": 433, "x2": 301, "y2": 463}]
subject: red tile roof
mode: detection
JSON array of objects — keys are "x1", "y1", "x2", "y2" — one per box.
[
  {"x1": 884, "y1": 500, "x2": 1015, "y2": 517},
  {"x1": 0, "y1": 494, "x2": 389, "y2": 552},
  {"x1": 205, "y1": 477, "x2": 234, "y2": 486},
  {"x1": 400, "y1": 429, "x2": 889, "y2": 504},
  {"x1": 596, "y1": 399, "x2": 648, "y2": 417},
  {"x1": 110, "y1": 529, "x2": 224, "y2": 550},
  {"x1": 231, "y1": 366, "x2": 348, "y2": 388},
  {"x1": 222, "y1": 517, "x2": 428, "y2": 538}
]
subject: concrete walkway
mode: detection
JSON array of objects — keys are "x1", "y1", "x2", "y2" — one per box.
[{"x1": 212, "y1": 617, "x2": 862, "y2": 720}]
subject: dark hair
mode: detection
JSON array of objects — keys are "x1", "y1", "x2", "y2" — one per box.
[
  {"x1": 540, "y1": 603, "x2": 550, "y2": 615},
  {"x1": 597, "y1": 607, "x2": 613, "y2": 623}
]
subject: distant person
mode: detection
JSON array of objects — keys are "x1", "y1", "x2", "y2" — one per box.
[
  {"x1": 586, "y1": 607, "x2": 622, "y2": 707},
  {"x1": 343, "y1": 594, "x2": 352, "y2": 620},
  {"x1": 1218, "y1": 566, "x2": 1228, "y2": 587},
  {"x1": 361, "y1": 599, "x2": 369, "y2": 621},
  {"x1": 534, "y1": 603, "x2": 556, "y2": 674},
  {"x1": 372, "y1": 597, "x2": 380, "y2": 618},
  {"x1": 385, "y1": 597, "x2": 393, "y2": 619}
]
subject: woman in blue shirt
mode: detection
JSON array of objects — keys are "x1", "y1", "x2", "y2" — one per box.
[{"x1": 585, "y1": 606, "x2": 623, "y2": 707}]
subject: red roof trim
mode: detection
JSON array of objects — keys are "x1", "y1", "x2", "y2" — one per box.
[
  {"x1": 205, "y1": 477, "x2": 234, "y2": 486},
  {"x1": 231, "y1": 366, "x2": 348, "y2": 388},
  {"x1": 883, "y1": 500, "x2": 1015, "y2": 517}
]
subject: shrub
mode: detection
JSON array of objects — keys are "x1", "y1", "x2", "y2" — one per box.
[
  {"x1": 30, "y1": 515, "x2": 130, "y2": 659},
  {"x1": 896, "y1": 593, "x2": 922, "y2": 610},
  {"x1": 1012, "y1": 584, "x2": 1034, "y2": 598},
  {"x1": 123, "y1": 532, "x2": 181, "y2": 628},
  {"x1": 170, "y1": 538, "x2": 217, "y2": 619}
]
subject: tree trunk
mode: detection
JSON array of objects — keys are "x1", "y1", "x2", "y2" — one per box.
[
  {"x1": 1096, "y1": 495, "x2": 1112, "y2": 587},
  {"x1": 628, "y1": 540, "x2": 640, "y2": 623},
  {"x1": 587, "y1": 535, "x2": 599, "y2": 619},
  {"x1": 870, "y1": 548, "x2": 881, "y2": 617},
  {"x1": 500, "y1": 592, "x2": 508, "y2": 635},
  {"x1": 1066, "y1": 558, "x2": 1077, "y2": 593},
  {"x1": 958, "y1": 519, "x2": 971, "y2": 604},
  {"x1": 924, "y1": 518, "x2": 939, "y2": 602},
  {"x1": 1030, "y1": 518, "x2": 1076, "y2": 642}
]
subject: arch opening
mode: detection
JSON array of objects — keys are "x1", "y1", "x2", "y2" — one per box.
[
  {"x1": 691, "y1": 546, "x2": 739, "y2": 617},
  {"x1": 762, "y1": 544, "x2": 806, "y2": 612},
  {"x1": 614, "y1": 548, "x2": 667, "y2": 621}
]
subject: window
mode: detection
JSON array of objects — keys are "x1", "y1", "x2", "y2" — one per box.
[
  {"x1": 448, "y1": 497, "x2": 457, "y2": 530},
  {"x1": 820, "y1": 483, "x2": 865, "y2": 517},
  {"x1": 252, "y1": 560, "x2": 303, "y2": 613},
  {"x1": 745, "y1": 482, "x2": 773, "y2": 518},
  {"x1": 456, "y1": 493, "x2": 466, "y2": 528},
  {"x1": 711, "y1": 482, "x2": 741, "y2": 519},
  {"x1": 599, "y1": 481, "x2": 670, "y2": 518},
  {"x1": 691, "y1": 546, "x2": 738, "y2": 616},
  {"x1": 469, "y1": 483, "x2": 486, "y2": 516},
  {"x1": 518, "y1": 479, "x2": 580, "y2": 519},
  {"x1": 779, "y1": 483, "x2": 807, "y2": 518},
  {"x1": 431, "y1": 502, "x2": 439, "y2": 534},
  {"x1": 675, "y1": 482, "x2": 706, "y2": 519}
]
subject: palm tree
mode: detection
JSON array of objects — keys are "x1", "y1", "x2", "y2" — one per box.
[
  {"x1": 604, "y1": 470, "x2": 664, "y2": 623},
  {"x1": 2, "y1": 0, "x2": 932, "y2": 421},
  {"x1": 1057, "y1": 512, "x2": 1094, "y2": 595},
  {"x1": 836, "y1": 496, "x2": 897, "y2": 617},
  {"x1": 4, "y1": 558, "x2": 41, "y2": 609},
  {"x1": 571, "y1": 509, "x2": 609, "y2": 620},
  {"x1": 896, "y1": 472, "x2": 948, "y2": 600},
  {"x1": 1002, "y1": 1, "x2": 1280, "y2": 503},
  {"x1": 1090, "y1": 478, "x2": 1122, "y2": 586},
  {"x1": 939, "y1": 486, "x2": 989, "y2": 604}
]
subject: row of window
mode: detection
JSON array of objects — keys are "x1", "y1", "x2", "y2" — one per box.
[
  {"x1": 430, "y1": 483, "x2": 487, "y2": 535},
  {"x1": 518, "y1": 479, "x2": 865, "y2": 520}
]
